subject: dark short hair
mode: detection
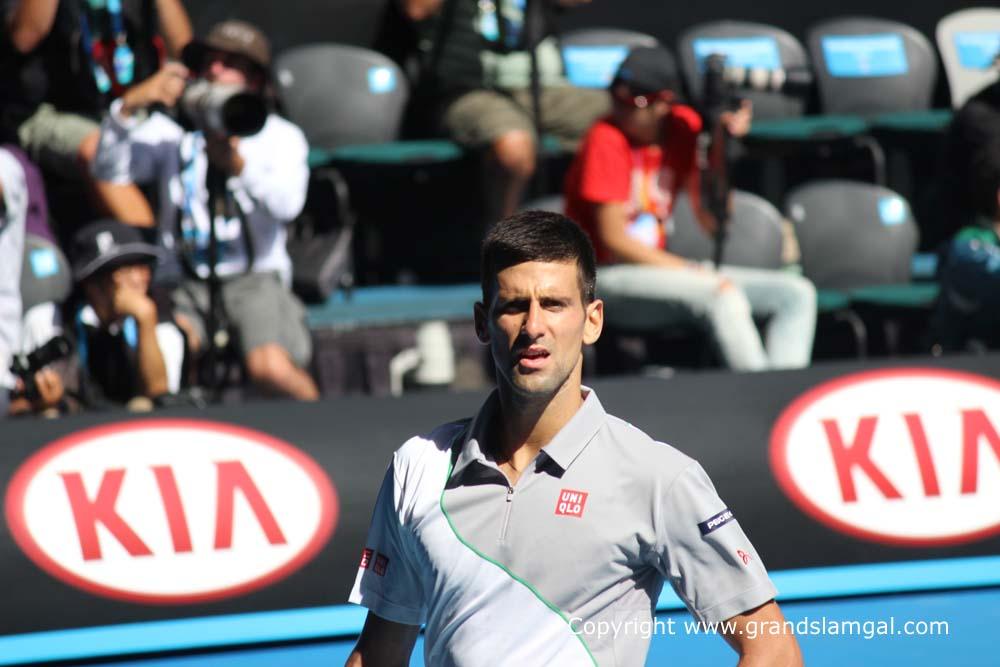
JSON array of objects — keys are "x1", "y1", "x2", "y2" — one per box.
[{"x1": 480, "y1": 210, "x2": 597, "y2": 304}]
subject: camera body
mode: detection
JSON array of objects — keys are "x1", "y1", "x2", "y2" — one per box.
[
  {"x1": 9, "y1": 335, "x2": 71, "y2": 398},
  {"x1": 179, "y1": 80, "x2": 268, "y2": 137}
]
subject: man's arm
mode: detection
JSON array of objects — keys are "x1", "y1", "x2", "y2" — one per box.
[
  {"x1": 114, "y1": 291, "x2": 169, "y2": 398},
  {"x1": 230, "y1": 124, "x2": 309, "y2": 222},
  {"x1": 593, "y1": 201, "x2": 691, "y2": 269},
  {"x1": 345, "y1": 612, "x2": 421, "y2": 667},
  {"x1": 721, "y1": 600, "x2": 803, "y2": 667},
  {"x1": 154, "y1": 0, "x2": 192, "y2": 59},
  {"x1": 6, "y1": 0, "x2": 58, "y2": 54},
  {"x1": 93, "y1": 64, "x2": 188, "y2": 188}
]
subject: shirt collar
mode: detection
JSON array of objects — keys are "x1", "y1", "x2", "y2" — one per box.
[{"x1": 450, "y1": 386, "x2": 607, "y2": 480}]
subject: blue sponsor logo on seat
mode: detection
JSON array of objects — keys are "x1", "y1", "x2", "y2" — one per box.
[
  {"x1": 368, "y1": 67, "x2": 396, "y2": 94},
  {"x1": 30, "y1": 248, "x2": 59, "y2": 278}
]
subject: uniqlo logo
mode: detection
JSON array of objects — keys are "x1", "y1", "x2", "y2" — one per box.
[
  {"x1": 555, "y1": 489, "x2": 588, "y2": 518},
  {"x1": 373, "y1": 553, "x2": 389, "y2": 576},
  {"x1": 360, "y1": 548, "x2": 374, "y2": 569}
]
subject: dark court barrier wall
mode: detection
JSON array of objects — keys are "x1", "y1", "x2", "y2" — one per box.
[{"x1": 2, "y1": 354, "x2": 1000, "y2": 661}]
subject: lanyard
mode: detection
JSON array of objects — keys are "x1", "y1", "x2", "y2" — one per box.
[{"x1": 79, "y1": 0, "x2": 134, "y2": 93}]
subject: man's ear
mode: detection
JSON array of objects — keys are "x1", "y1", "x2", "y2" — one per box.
[
  {"x1": 583, "y1": 299, "x2": 604, "y2": 346},
  {"x1": 473, "y1": 301, "x2": 490, "y2": 344}
]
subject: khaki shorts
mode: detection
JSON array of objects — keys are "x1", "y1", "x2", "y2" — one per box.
[
  {"x1": 17, "y1": 104, "x2": 99, "y2": 178},
  {"x1": 442, "y1": 86, "x2": 610, "y2": 150},
  {"x1": 173, "y1": 272, "x2": 313, "y2": 369}
]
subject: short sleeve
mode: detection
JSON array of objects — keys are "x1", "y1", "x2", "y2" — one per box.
[
  {"x1": 348, "y1": 464, "x2": 428, "y2": 626},
  {"x1": 654, "y1": 462, "x2": 777, "y2": 625},
  {"x1": 574, "y1": 123, "x2": 632, "y2": 204}
]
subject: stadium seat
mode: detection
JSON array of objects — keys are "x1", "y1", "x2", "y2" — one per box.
[
  {"x1": 20, "y1": 234, "x2": 72, "y2": 312},
  {"x1": 677, "y1": 21, "x2": 811, "y2": 121},
  {"x1": 274, "y1": 43, "x2": 462, "y2": 167},
  {"x1": 676, "y1": 21, "x2": 886, "y2": 204},
  {"x1": 937, "y1": 8, "x2": 1000, "y2": 109},
  {"x1": 560, "y1": 28, "x2": 659, "y2": 89},
  {"x1": 785, "y1": 179, "x2": 932, "y2": 355},
  {"x1": 669, "y1": 190, "x2": 785, "y2": 269},
  {"x1": 807, "y1": 17, "x2": 937, "y2": 116}
]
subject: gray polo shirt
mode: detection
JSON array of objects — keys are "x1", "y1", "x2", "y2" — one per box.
[{"x1": 350, "y1": 388, "x2": 777, "y2": 666}]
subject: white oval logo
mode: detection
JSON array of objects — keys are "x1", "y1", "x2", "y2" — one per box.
[
  {"x1": 5, "y1": 419, "x2": 338, "y2": 604},
  {"x1": 770, "y1": 368, "x2": 1000, "y2": 547}
]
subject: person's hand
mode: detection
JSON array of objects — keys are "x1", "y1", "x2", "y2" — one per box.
[
  {"x1": 31, "y1": 368, "x2": 64, "y2": 410},
  {"x1": 8, "y1": 369, "x2": 62, "y2": 416},
  {"x1": 120, "y1": 62, "x2": 189, "y2": 116},
  {"x1": 205, "y1": 135, "x2": 245, "y2": 176},
  {"x1": 721, "y1": 99, "x2": 753, "y2": 138},
  {"x1": 113, "y1": 287, "x2": 157, "y2": 323}
]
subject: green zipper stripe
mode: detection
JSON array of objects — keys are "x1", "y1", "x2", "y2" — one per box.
[{"x1": 439, "y1": 456, "x2": 597, "y2": 665}]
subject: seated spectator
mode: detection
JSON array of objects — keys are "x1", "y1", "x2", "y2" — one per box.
[
  {"x1": 1, "y1": 145, "x2": 66, "y2": 417},
  {"x1": 93, "y1": 20, "x2": 319, "y2": 400},
  {"x1": 564, "y1": 47, "x2": 816, "y2": 371},
  {"x1": 1, "y1": 0, "x2": 192, "y2": 227},
  {"x1": 68, "y1": 218, "x2": 189, "y2": 407},
  {"x1": 928, "y1": 114, "x2": 1000, "y2": 353},
  {"x1": 391, "y1": 0, "x2": 610, "y2": 221}
]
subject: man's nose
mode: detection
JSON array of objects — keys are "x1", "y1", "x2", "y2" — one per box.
[{"x1": 522, "y1": 300, "x2": 545, "y2": 338}]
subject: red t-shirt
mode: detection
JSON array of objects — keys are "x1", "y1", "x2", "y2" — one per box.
[{"x1": 564, "y1": 106, "x2": 703, "y2": 264}]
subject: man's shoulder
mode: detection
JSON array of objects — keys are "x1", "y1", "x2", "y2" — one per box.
[
  {"x1": 258, "y1": 114, "x2": 307, "y2": 145},
  {"x1": 393, "y1": 418, "x2": 470, "y2": 475},
  {"x1": 954, "y1": 225, "x2": 999, "y2": 246},
  {"x1": 601, "y1": 412, "x2": 698, "y2": 482},
  {"x1": 582, "y1": 116, "x2": 627, "y2": 146}
]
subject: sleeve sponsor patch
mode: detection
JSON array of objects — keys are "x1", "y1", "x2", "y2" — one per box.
[{"x1": 698, "y1": 508, "x2": 735, "y2": 536}]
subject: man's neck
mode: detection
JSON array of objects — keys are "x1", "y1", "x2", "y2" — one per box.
[{"x1": 491, "y1": 377, "x2": 584, "y2": 478}]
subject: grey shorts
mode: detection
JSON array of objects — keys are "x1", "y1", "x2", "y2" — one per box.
[
  {"x1": 173, "y1": 272, "x2": 313, "y2": 368},
  {"x1": 442, "y1": 86, "x2": 610, "y2": 150},
  {"x1": 17, "y1": 104, "x2": 99, "y2": 178}
]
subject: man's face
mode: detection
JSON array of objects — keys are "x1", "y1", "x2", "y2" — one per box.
[
  {"x1": 611, "y1": 85, "x2": 673, "y2": 145},
  {"x1": 475, "y1": 261, "x2": 603, "y2": 401},
  {"x1": 84, "y1": 262, "x2": 151, "y2": 323},
  {"x1": 203, "y1": 50, "x2": 260, "y2": 89}
]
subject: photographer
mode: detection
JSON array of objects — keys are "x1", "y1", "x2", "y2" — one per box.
[
  {"x1": 564, "y1": 47, "x2": 816, "y2": 371},
  {"x1": 92, "y1": 20, "x2": 319, "y2": 401},
  {"x1": 68, "y1": 219, "x2": 188, "y2": 408}
]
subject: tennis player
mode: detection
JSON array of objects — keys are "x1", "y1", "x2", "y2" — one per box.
[{"x1": 346, "y1": 210, "x2": 802, "y2": 666}]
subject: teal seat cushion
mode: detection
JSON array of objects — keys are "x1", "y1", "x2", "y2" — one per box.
[
  {"x1": 870, "y1": 109, "x2": 953, "y2": 134},
  {"x1": 308, "y1": 140, "x2": 465, "y2": 168},
  {"x1": 848, "y1": 283, "x2": 940, "y2": 308},
  {"x1": 816, "y1": 289, "x2": 852, "y2": 312},
  {"x1": 308, "y1": 133, "x2": 569, "y2": 169},
  {"x1": 307, "y1": 284, "x2": 482, "y2": 330},
  {"x1": 748, "y1": 115, "x2": 870, "y2": 142}
]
